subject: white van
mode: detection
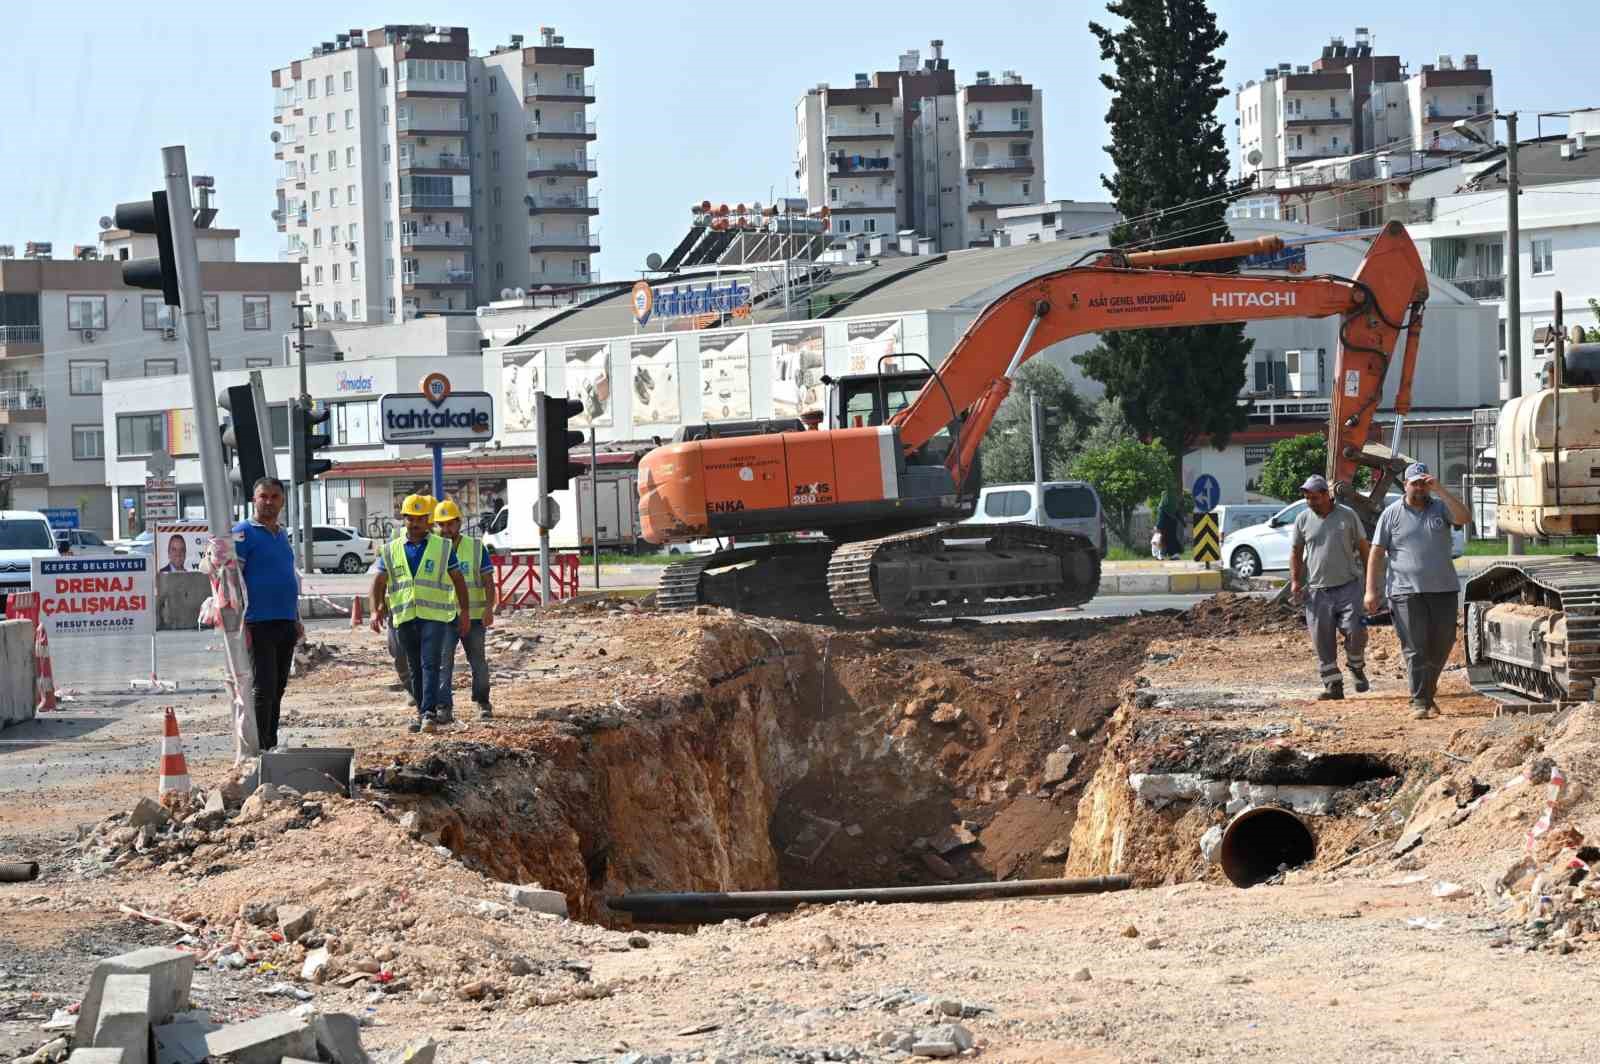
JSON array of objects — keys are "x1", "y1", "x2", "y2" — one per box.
[
  {"x1": 1211, "y1": 504, "x2": 1282, "y2": 539},
  {"x1": 965, "y1": 481, "x2": 1108, "y2": 555}
]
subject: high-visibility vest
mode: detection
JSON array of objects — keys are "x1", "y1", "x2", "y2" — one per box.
[
  {"x1": 385, "y1": 534, "x2": 456, "y2": 625},
  {"x1": 457, "y1": 535, "x2": 490, "y2": 621}
]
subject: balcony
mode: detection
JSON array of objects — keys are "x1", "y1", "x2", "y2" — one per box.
[
  {"x1": 966, "y1": 158, "x2": 1033, "y2": 173},
  {"x1": 965, "y1": 120, "x2": 1033, "y2": 138},
  {"x1": 401, "y1": 227, "x2": 472, "y2": 248},
  {"x1": 530, "y1": 237, "x2": 601, "y2": 253},
  {"x1": 0, "y1": 386, "x2": 45, "y2": 422},
  {"x1": 280, "y1": 241, "x2": 308, "y2": 261},
  {"x1": 1449, "y1": 275, "x2": 1505, "y2": 300},
  {"x1": 829, "y1": 155, "x2": 894, "y2": 176},
  {"x1": 1285, "y1": 111, "x2": 1350, "y2": 127},
  {"x1": 0, "y1": 324, "x2": 42, "y2": 356},
  {"x1": 528, "y1": 155, "x2": 597, "y2": 177},
  {"x1": 1425, "y1": 104, "x2": 1492, "y2": 121},
  {"x1": 525, "y1": 80, "x2": 596, "y2": 102},
  {"x1": 527, "y1": 118, "x2": 597, "y2": 140},
  {"x1": 0, "y1": 453, "x2": 46, "y2": 476},
  {"x1": 828, "y1": 199, "x2": 895, "y2": 213},
  {"x1": 527, "y1": 192, "x2": 599, "y2": 214},
  {"x1": 398, "y1": 150, "x2": 470, "y2": 172},
  {"x1": 826, "y1": 123, "x2": 894, "y2": 141},
  {"x1": 402, "y1": 266, "x2": 475, "y2": 287},
  {"x1": 399, "y1": 193, "x2": 471, "y2": 211},
  {"x1": 397, "y1": 113, "x2": 467, "y2": 134},
  {"x1": 966, "y1": 199, "x2": 1032, "y2": 212}
]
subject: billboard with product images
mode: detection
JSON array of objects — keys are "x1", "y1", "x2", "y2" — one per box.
[
  {"x1": 630, "y1": 338, "x2": 680, "y2": 425},
  {"x1": 771, "y1": 326, "x2": 824, "y2": 418},
  {"x1": 845, "y1": 319, "x2": 903, "y2": 374},
  {"x1": 565, "y1": 343, "x2": 612, "y2": 427},
  {"x1": 31, "y1": 555, "x2": 154, "y2": 639},
  {"x1": 501, "y1": 349, "x2": 545, "y2": 432},
  {"x1": 698, "y1": 332, "x2": 752, "y2": 420}
]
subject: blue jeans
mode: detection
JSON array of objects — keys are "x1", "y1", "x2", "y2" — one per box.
[
  {"x1": 395, "y1": 618, "x2": 450, "y2": 718},
  {"x1": 439, "y1": 619, "x2": 490, "y2": 710}
]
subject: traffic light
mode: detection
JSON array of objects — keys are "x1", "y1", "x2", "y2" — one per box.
[
  {"x1": 539, "y1": 395, "x2": 587, "y2": 491},
  {"x1": 219, "y1": 384, "x2": 267, "y2": 500},
  {"x1": 113, "y1": 192, "x2": 180, "y2": 307},
  {"x1": 294, "y1": 399, "x2": 334, "y2": 481}
]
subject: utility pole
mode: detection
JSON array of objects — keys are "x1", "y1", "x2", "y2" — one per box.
[
  {"x1": 535, "y1": 390, "x2": 552, "y2": 604},
  {"x1": 1503, "y1": 111, "x2": 1524, "y2": 555},
  {"x1": 1029, "y1": 391, "x2": 1045, "y2": 526},
  {"x1": 293, "y1": 303, "x2": 313, "y2": 572},
  {"x1": 162, "y1": 145, "x2": 257, "y2": 758}
]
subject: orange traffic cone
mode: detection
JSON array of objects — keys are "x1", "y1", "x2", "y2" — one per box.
[
  {"x1": 33, "y1": 625, "x2": 56, "y2": 713},
  {"x1": 159, "y1": 708, "x2": 191, "y2": 796},
  {"x1": 350, "y1": 595, "x2": 365, "y2": 629}
]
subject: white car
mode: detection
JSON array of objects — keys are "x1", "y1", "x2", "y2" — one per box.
[
  {"x1": 1223, "y1": 495, "x2": 1466, "y2": 577},
  {"x1": 290, "y1": 525, "x2": 379, "y2": 574},
  {"x1": 0, "y1": 509, "x2": 61, "y2": 609}
]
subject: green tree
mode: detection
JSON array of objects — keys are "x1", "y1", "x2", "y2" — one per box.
[
  {"x1": 1078, "y1": 0, "x2": 1254, "y2": 496},
  {"x1": 1257, "y1": 433, "x2": 1328, "y2": 502},
  {"x1": 1586, "y1": 299, "x2": 1600, "y2": 343},
  {"x1": 978, "y1": 362, "x2": 1092, "y2": 484},
  {"x1": 1070, "y1": 437, "x2": 1173, "y2": 548}
]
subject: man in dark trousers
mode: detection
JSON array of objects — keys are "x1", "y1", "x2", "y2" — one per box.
[
  {"x1": 1365, "y1": 462, "x2": 1471, "y2": 719},
  {"x1": 233, "y1": 477, "x2": 302, "y2": 751},
  {"x1": 1290, "y1": 474, "x2": 1370, "y2": 700}
]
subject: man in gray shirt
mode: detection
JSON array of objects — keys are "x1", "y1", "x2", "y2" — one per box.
[
  {"x1": 1291, "y1": 474, "x2": 1370, "y2": 700},
  {"x1": 1365, "y1": 462, "x2": 1472, "y2": 718}
]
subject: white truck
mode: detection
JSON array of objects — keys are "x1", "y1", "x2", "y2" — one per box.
[{"x1": 484, "y1": 467, "x2": 642, "y2": 553}]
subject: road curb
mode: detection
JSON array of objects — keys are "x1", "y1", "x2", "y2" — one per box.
[{"x1": 1098, "y1": 571, "x2": 1224, "y2": 596}]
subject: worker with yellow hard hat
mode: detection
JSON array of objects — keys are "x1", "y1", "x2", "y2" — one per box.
[
  {"x1": 433, "y1": 497, "x2": 498, "y2": 722},
  {"x1": 370, "y1": 492, "x2": 470, "y2": 733}
]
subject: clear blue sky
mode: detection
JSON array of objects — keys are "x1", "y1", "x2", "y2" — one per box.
[{"x1": 5, "y1": 1, "x2": 1597, "y2": 280}]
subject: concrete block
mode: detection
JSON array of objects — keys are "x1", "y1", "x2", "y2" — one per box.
[
  {"x1": 68, "y1": 1050, "x2": 128, "y2": 1063},
  {"x1": 1194, "y1": 570, "x2": 1223, "y2": 592},
  {"x1": 93, "y1": 973, "x2": 153, "y2": 1064},
  {"x1": 203, "y1": 1011, "x2": 316, "y2": 1064},
  {"x1": 156, "y1": 572, "x2": 211, "y2": 630},
  {"x1": 258, "y1": 748, "x2": 353, "y2": 796},
  {"x1": 1116, "y1": 573, "x2": 1170, "y2": 595},
  {"x1": 314, "y1": 1012, "x2": 372, "y2": 1064},
  {"x1": 0, "y1": 618, "x2": 35, "y2": 728},
  {"x1": 504, "y1": 884, "x2": 569, "y2": 917},
  {"x1": 1169, "y1": 572, "x2": 1200, "y2": 593},
  {"x1": 153, "y1": 1016, "x2": 223, "y2": 1064},
  {"x1": 76, "y1": 948, "x2": 195, "y2": 1048}
]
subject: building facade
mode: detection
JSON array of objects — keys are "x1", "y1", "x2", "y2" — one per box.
[
  {"x1": 795, "y1": 45, "x2": 1045, "y2": 252},
  {"x1": 0, "y1": 232, "x2": 297, "y2": 535},
  {"x1": 271, "y1": 24, "x2": 596, "y2": 325}
]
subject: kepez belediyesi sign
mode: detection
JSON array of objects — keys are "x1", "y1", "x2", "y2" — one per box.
[
  {"x1": 379, "y1": 372, "x2": 495, "y2": 445},
  {"x1": 30, "y1": 555, "x2": 155, "y2": 638}
]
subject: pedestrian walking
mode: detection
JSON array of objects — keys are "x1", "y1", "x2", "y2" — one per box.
[
  {"x1": 377, "y1": 494, "x2": 433, "y2": 704},
  {"x1": 1290, "y1": 474, "x2": 1370, "y2": 700},
  {"x1": 369, "y1": 494, "x2": 469, "y2": 733},
  {"x1": 1364, "y1": 462, "x2": 1472, "y2": 719},
  {"x1": 433, "y1": 498, "x2": 497, "y2": 722},
  {"x1": 233, "y1": 477, "x2": 302, "y2": 751}
]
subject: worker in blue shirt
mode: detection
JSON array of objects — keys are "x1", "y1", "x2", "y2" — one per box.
[
  {"x1": 369, "y1": 494, "x2": 470, "y2": 733},
  {"x1": 232, "y1": 477, "x2": 302, "y2": 751}
]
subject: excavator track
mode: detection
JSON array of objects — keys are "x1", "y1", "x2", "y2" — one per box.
[
  {"x1": 827, "y1": 523, "x2": 1102, "y2": 622},
  {"x1": 656, "y1": 543, "x2": 838, "y2": 619},
  {"x1": 1463, "y1": 556, "x2": 1600, "y2": 706}
]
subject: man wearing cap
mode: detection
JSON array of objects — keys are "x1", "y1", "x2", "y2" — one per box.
[
  {"x1": 433, "y1": 498, "x2": 497, "y2": 722},
  {"x1": 1365, "y1": 462, "x2": 1471, "y2": 718},
  {"x1": 1291, "y1": 474, "x2": 1371, "y2": 700},
  {"x1": 369, "y1": 494, "x2": 470, "y2": 733}
]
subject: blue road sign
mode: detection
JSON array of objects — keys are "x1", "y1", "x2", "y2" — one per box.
[
  {"x1": 40, "y1": 507, "x2": 80, "y2": 530},
  {"x1": 1192, "y1": 474, "x2": 1220, "y2": 514}
]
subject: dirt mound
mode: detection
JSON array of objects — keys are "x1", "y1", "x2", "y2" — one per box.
[{"x1": 1182, "y1": 591, "x2": 1300, "y2": 636}]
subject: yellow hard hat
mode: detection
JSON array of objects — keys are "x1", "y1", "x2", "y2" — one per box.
[
  {"x1": 400, "y1": 494, "x2": 434, "y2": 517},
  {"x1": 433, "y1": 499, "x2": 462, "y2": 523}
]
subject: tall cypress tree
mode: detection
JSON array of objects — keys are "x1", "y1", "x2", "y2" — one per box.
[{"x1": 1078, "y1": 0, "x2": 1254, "y2": 494}]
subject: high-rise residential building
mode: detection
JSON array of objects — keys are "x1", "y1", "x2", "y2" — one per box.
[
  {"x1": 271, "y1": 24, "x2": 596, "y2": 325},
  {"x1": 795, "y1": 43, "x2": 1046, "y2": 251},
  {"x1": 1235, "y1": 29, "x2": 1493, "y2": 188}
]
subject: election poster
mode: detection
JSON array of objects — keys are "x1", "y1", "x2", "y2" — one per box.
[
  {"x1": 156, "y1": 524, "x2": 209, "y2": 575},
  {"x1": 31, "y1": 555, "x2": 155, "y2": 639},
  {"x1": 845, "y1": 318, "x2": 902, "y2": 374},
  {"x1": 565, "y1": 343, "x2": 612, "y2": 427},
  {"x1": 698, "y1": 332, "x2": 752, "y2": 421},
  {"x1": 630, "y1": 338, "x2": 680, "y2": 425},
  {"x1": 501, "y1": 348, "x2": 545, "y2": 432},
  {"x1": 771, "y1": 325, "x2": 825, "y2": 418}
]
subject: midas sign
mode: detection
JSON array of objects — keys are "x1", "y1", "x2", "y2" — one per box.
[{"x1": 31, "y1": 556, "x2": 155, "y2": 638}]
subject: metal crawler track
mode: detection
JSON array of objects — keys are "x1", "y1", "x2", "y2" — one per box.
[
  {"x1": 1463, "y1": 556, "x2": 1600, "y2": 704},
  {"x1": 656, "y1": 543, "x2": 837, "y2": 618}
]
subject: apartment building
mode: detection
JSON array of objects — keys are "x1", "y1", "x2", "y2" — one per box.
[
  {"x1": 795, "y1": 44, "x2": 1045, "y2": 251},
  {"x1": 0, "y1": 228, "x2": 297, "y2": 535},
  {"x1": 1235, "y1": 29, "x2": 1493, "y2": 188},
  {"x1": 271, "y1": 24, "x2": 596, "y2": 324}
]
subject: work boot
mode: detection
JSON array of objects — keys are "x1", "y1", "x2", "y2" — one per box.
[
  {"x1": 436, "y1": 706, "x2": 454, "y2": 725},
  {"x1": 477, "y1": 702, "x2": 494, "y2": 721},
  {"x1": 1349, "y1": 667, "x2": 1369, "y2": 693},
  {"x1": 1410, "y1": 699, "x2": 1434, "y2": 720},
  {"x1": 1317, "y1": 685, "x2": 1345, "y2": 701},
  {"x1": 421, "y1": 713, "x2": 438, "y2": 734},
  {"x1": 407, "y1": 718, "x2": 422, "y2": 734}
]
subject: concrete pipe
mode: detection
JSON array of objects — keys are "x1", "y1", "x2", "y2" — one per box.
[
  {"x1": 0, "y1": 861, "x2": 40, "y2": 882},
  {"x1": 1218, "y1": 807, "x2": 1315, "y2": 887}
]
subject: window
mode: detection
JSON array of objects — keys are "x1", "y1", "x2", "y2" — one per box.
[
  {"x1": 329, "y1": 187, "x2": 339, "y2": 206},
  {"x1": 323, "y1": 75, "x2": 333, "y2": 95},
  {"x1": 69, "y1": 360, "x2": 107, "y2": 394},
  {"x1": 343, "y1": 71, "x2": 353, "y2": 91},
  {"x1": 382, "y1": 143, "x2": 391, "y2": 163},
  {"x1": 346, "y1": 147, "x2": 355, "y2": 167},
  {"x1": 380, "y1": 105, "x2": 389, "y2": 125},
  {"x1": 385, "y1": 258, "x2": 395, "y2": 278},
  {"x1": 67, "y1": 295, "x2": 107, "y2": 330},
  {"x1": 838, "y1": 218, "x2": 852, "y2": 233},
  {"x1": 247, "y1": 357, "x2": 273, "y2": 369},
  {"x1": 315, "y1": 302, "x2": 326, "y2": 320},
  {"x1": 329, "y1": 150, "x2": 337, "y2": 171},
  {"x1": 310, "y1": 155, "x2": 319, "y2": 174},
  {"x1": 309, "y1": 115, "x2": 319, "y2": 135},
  {"x1": 311, "y1": 191, "x2": 320, "y2": 210},
  {"x1": 829, "y1": 186, "x2": 839, "y2": 203},
  {"x1": 1011, "y1": 107, "x2": 1030, "y2": 129},
  {"x1": 383, "y1": 181, "x2": 392, "y2": 202},
  {"x1": 1022, "y1": 182, "x2": 1031, "y2": 197},
  {"x1": 71, "y1": 425, "x2": 105, "y2": 461},
  {"x1": 114, "y1": 415, "x2": 163, "y2": 458},
  {"x1": 384, "y1": 221, "x2": 393, "y2": 240},
  {"x1": 491, "y1": 150, "x2": 500, "y2": 172},
  {"x1": 347, "y1": 184, "x2": 357, "y2": 205},
  {"x1": 492, "y1": 222, "x2": 502, "y2": 244},
  {"x1": 144, "y1": 359, "x2": 178, "y2": 377},
  {"x1": 488, "y1": 75, "x2": 497, "y2": 95},
  {"x1": 983, "y1": 489, "x2": 1029, "y2": 518},
  {"x1": 351, "y1": 298, "x2": 362, "y2": 320},
  {"x1": 348, "y1": 223, "x2": 359, "y2": 242},
  {"x1": 379, "y1": 67, "x2": 388, "y2": 87},
  {"x1": 493, "y1": 187, "x2": 502, "y2": 206},
  {"x1": 345, "y1": 109, "x2": 354, "y2": 129},
  {"x1": 307, "y1": 79, "x2": 317, "y2": 99},
  {"x1": 330, "y1": 224, "x2": 341, "y2": 242},
  {"x1": 488, "y1": 113, "x2": 497, "y2": 133},
  {"x1": 1532, "y1": 238, "x2": 1554, "y2": 275},
  {"x1": 326, "y1": 111, "x2": 335, "y2": 132},
  {"x1": 865, "y1": 218, "x2": 877, "y2": 232},
  {"x1": 1043, "y1": 485, "x2": 1097, "y2": 520},
  {"x1": 350, "y1": 260, "x2": 360, "y2": 279},
  {"x1": 334, "y1": 301, "x2": 343, "y2": 320},
  {"x1": 1499, "y1": 319, "x2": 1508, "y2": 351},
  {"x1": 312, "y1": 228, "x2": 322, "y2": 247},
  {"x1": 332, "y1": 264, "x2": 341, "y2": 282},
  {"x1": 387, "y1": 298, "x2": 396, "y2": 319},
  {"x1": 314, "y1": 265, "x2": 325, "y2": 284},
  {"x1": 141, "y1": 296, "x2": 176, "y2": 330}
]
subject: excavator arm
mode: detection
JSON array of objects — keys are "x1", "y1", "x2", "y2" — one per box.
[{"x1": 890, "y1": 221, "x2": 1430, "y2": 517}]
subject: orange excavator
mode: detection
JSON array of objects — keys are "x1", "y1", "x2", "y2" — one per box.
[{"x1": 638, "y1": 220, "x2": 1431, "y2": 621}]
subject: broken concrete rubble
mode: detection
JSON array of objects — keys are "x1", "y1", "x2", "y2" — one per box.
[
  {"x1": 203, "y1": 1011, "x2": 316, "y2": 1064},
  {"x1": 75, "y1": 947, "x2": 194, "y2": 1048},
  {"x1": 505, "y1": 883, "x2": 569, "y2": 917},
  {"x1": 92, "y1": 973, "x2": 152, "y2": 1064}
]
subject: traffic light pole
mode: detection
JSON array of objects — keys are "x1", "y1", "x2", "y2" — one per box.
[
  {"x1": 162, "y1": 145, "x2": 258, "y2": 759},
  {"x1": 534, "y1": 390, "x2": 552, "y2": 604},
  {"x1": 295, "y1": 304, "x2": 313, "y2": 573}
]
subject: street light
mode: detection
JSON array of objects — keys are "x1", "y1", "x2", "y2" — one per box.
[{"x1": 1455, "y1": 112, "x2": 1523, "y2": 554}]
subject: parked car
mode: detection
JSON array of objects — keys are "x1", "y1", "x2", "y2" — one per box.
[
  {"x1": 54, "y1": 528, "x2": 116, "y2": 554},
  {"x1": 964, "y1": 481, "x2": 1108, "y2": 555},
  {"x1": 1223, "y1": 495, "x2": 1465, "y2": 577},
  {"x1": 1211, "y1": 504, "x2": 1283, "y2": 539},
  {"x1": 289, "y1": 525, "x2": 378, "y2": 574},
  {"x1": 114, "y1": 531, "x2": 155, "y2": 556},
  {"x1": 0, "y1": 509, "x2": 61, "y2": 609}
]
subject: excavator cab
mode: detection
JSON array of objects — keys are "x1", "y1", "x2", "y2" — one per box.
[{"x1": 824, "y1": 364, "x2": 977, "y2": 503}]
